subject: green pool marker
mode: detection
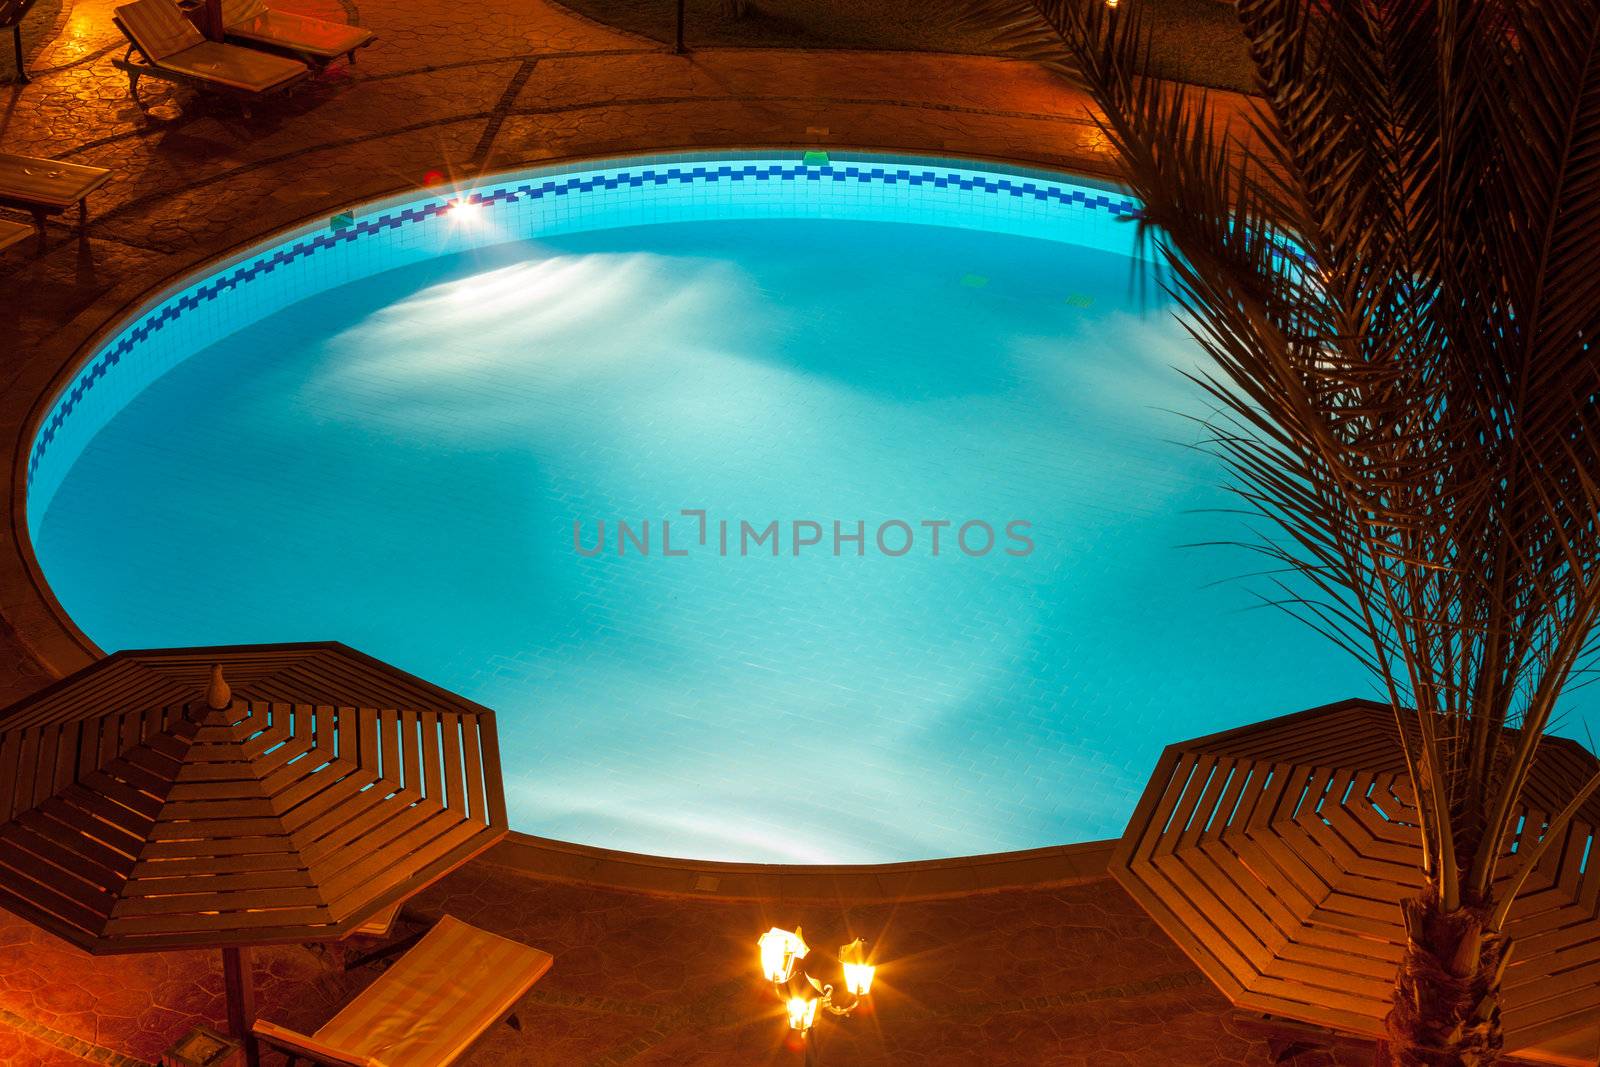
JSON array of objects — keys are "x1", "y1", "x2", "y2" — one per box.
[
  {"x1": 803, "y1": 150, "x2": 830, "y2": 167},
  {"x1": 330, "y1": 211, "x2": 355, "y2": 231},
  {"x1": 960, "y1": 273, "x2": 989, "y2": 288},
  {"x1": 1065, "y1": 293, "x2": 1094, "y2": 308}
]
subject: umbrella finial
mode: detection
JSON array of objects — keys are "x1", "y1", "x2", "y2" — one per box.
[{"x1": 207, "y1": 664, "x2": 232, "y2": 710}]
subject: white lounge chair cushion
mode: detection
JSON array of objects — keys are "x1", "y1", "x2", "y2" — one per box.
[
  {"x1": 313, "y1": 914, "x2": 553, "y2": 1067},
  {"x1": 115, "y1": 0, "x2": 204, "y2": 60},
  {"x1": 160, "y1": 40, "x2": 307, "y2": 91}
]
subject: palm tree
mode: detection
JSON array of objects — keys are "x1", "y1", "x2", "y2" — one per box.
[{"x1": 958, "y1": 1, "x2": 1600, "y2": 1064}]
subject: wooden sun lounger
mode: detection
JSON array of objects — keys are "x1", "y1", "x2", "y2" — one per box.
[
  {"x1": 220, "y1": 0, "x2": 374, "y2": 69},
  {"x1": 254, "y1": 915, "x2": 554, "y2": 1067},
  {"x1": 0, "y1": 219, "x2": 32, "y2": 253},
  {"x1": 304, "y1": 900, "x2": 416, "y2": 970},
  {"x1": 0, "y1": 153, "x2": 112, "y2": 245},
  {"x1": 337, "y1": 902, "x2": 439, "y2": 972},
  {"x1": 350, "y1": 900, "x2": 403, "y2": 939},
  {"x1": 112, "y1": 0, "x2": 308, "y2": 116}
]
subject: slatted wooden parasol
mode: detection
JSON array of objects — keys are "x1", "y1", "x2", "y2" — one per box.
[
  {"x1": 0, "y1": 641, "x2": 509, "y2": 1062},
  {"x1": 1111, "y1": 698, "x2": 1600, "y2": 1063}
]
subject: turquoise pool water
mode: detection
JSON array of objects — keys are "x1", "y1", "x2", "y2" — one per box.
[{"x1": 31, "y1": 154, "x2": 1386, "y2": 862}]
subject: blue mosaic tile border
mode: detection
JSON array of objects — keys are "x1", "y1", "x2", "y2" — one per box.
[{"x1": 28, "y1": 160, "x2": 1139, "y2": 493}]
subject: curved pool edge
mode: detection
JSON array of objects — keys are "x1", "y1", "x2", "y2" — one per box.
[
  {"x1": 482, "y1": 832, "x2": 1116, "y2": 901},
  {"x1": 3, "y1": 143, "x2": 1139, "y2": 871}
]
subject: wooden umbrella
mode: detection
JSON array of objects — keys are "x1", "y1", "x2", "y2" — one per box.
[
  {"x1": 1111, "y1": 698, "x2": 1600, "y2": 1063},
  {"x1": 0, "y1": 642, "x2": 509, "y2": 1064}
]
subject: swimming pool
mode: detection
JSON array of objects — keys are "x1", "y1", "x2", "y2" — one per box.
[{"x1": 29, "y1": 151, "x2": 1395, "y2": 863}]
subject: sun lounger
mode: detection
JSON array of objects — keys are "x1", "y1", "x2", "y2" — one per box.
[
  {"x1": 350, "y1": 900, "x2": 403, "y2": 939},
  {"x1": 220, "y1": 0, "x2": 374, "y2": 69},
  {"x1": 112, "y1": 0, "x2": 308, "y2": 115},
  {"x1": 0, "y1": 153, "x2": 112, "y2": 245},
  {"x1": 338, "y1": 902, "x2": 439, "y2": 972},
  {"x1": 254, "y1": 915, "x2": 553, "y2": 1067},
  {"x1": 0, "y1": 218, "x2": 32, "y2": 253},
  {"x1": 304, "y1": 900, "x2": 417, "y2": 970}
]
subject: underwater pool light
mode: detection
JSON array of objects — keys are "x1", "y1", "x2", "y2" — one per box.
[{"x1": 446, "y1": 196, "x2": 485, "y2": 223}]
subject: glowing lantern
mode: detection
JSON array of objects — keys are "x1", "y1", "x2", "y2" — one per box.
[
  {"x1": 759, "y1": 927, "x2": 874, "y2": 1047},
  {"x1": 759, "y1": 926, "x2": 809, "y2": 984},
  {"x1": 786, "y1": 995, "x2": 819, "y2": 1032},
  {"x1": 839, "y1": 938, "x2": 875, "y2": 997}
]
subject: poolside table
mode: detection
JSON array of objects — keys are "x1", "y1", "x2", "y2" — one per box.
[
  {"x1": 0, "y1": 218, "x2": 30, "y2": 254},
  {"x1": 0, "y1": 153, "x2": 113, "y2": 241}
]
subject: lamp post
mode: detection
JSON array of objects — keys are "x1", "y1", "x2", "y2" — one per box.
[{"x1": 758, "y1": 928, "x2": 876, "y2": 1064}]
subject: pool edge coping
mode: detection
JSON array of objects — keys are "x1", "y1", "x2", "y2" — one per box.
[{"x1": 479, "y1": 832, "x2": 1117, "y2": 900}]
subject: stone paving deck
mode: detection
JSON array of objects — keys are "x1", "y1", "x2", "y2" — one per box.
[
  {"x1": 0, "y1": 856, "x2": 1380, "y2": 1067},
  {"x1": 0, "y1": 2, "x2": 1378, "y2": 1064}
]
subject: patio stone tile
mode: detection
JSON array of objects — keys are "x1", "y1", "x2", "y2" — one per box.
[
  {"x1": 0, "y1": 1021, "x2": 99, "y2": 1067},
  {"x1": 0, "y1": 857, "x2": 1396, "y2": 1065}
]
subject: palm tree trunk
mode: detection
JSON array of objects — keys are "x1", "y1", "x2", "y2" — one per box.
[{"x1": 1384, "y1": 893, "x2": 1511, "y2": 1067}]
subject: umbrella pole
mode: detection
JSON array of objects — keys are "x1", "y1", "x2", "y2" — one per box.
[
  {"x1": 220, "y1": 946, "x2": 260, "y2": 1067},
  {"x1": 201, "y1": 0, "x2": 223, "y2": 39}
]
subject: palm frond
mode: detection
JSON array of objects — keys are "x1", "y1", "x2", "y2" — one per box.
[
  {"x1": 966, "y1": 0, "x2": 1600, "y2": 917},
  {"x1": 945, "y1": 0, "x2": 1075, "y2": 66}
]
